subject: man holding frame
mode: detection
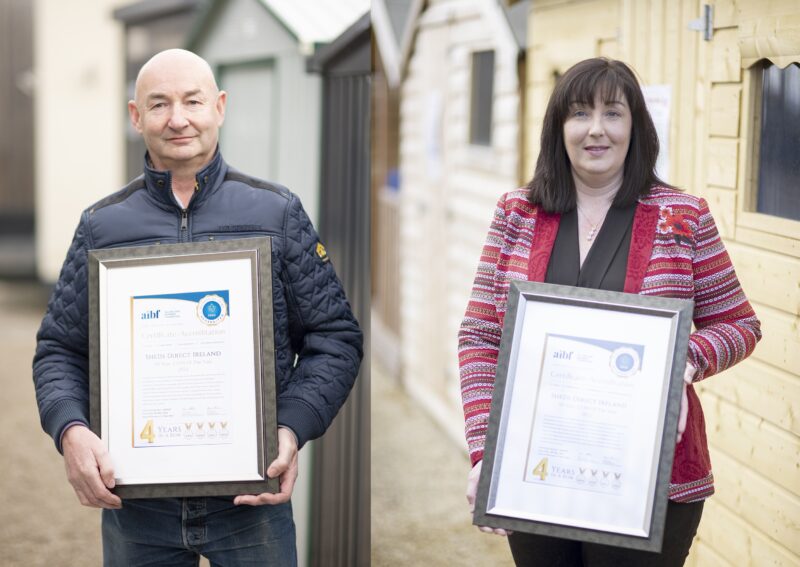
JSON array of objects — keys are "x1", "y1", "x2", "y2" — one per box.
[{"x1": 33, "y1": 49, "x2": 362, "y2": 565}]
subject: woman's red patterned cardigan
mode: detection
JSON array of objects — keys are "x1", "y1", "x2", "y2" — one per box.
[{"x1": 458, "y1": 187, "x2": 761, "y2": 502}]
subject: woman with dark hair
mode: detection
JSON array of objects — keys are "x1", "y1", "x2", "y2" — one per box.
[{"x1": 459, "y1": 58, "x2": 760, "y2": 566}]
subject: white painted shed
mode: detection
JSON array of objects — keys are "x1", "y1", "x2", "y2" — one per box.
[
  {"x1": 397, "y1": 0, "x2": 528, "y2": 444},
  {"x1": 186, "y1": 0, "x2": 368, "y2": 225}
]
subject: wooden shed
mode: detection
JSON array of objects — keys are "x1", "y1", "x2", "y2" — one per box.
[
  {"x1": 186, "y1": 0, "x2": 369, "y2": 225},
  {"x1": 522, "y1": 1, "x2": 800, "y2": 564},
  {"x1": 397, "y1": 0, "x2": 528, "y2": 443},
  {"x1": 372, "y1": 0, "x2": 414, "y2": 377}
]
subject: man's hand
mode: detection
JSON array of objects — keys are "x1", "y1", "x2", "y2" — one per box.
[
  {"x1": 62, "y1": 425, "x2": 122, "y2": 509},
  {"x1": 234, "y1": 427, "x2": 299, "y2": 506},
  {"x1": 677, "y1": 361, "x2": 697, "y2": 444},
  {"x1": 466, "y1": 461, "x2": 511, "y2": 536}
]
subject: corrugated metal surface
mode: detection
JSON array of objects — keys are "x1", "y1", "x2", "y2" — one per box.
[
  {"x1": 0, "y1": 0, "x2": 35, "y2": 278},
  {"x1": 307, "y1": 15, "x2": 370, "y2": 567},
  {"x1": 259, "y1": 0, "x2": 368, "y2": 45}
]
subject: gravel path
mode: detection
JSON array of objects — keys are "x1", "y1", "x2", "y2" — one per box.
[
  {"x1": 371, "y1": 364, "x2": 513, "y2": 566},
  {"x1": 0, "y1": 280, "x2": 102, "y2": 566}
]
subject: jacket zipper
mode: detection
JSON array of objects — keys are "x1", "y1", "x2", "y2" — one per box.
[{"x1": 180, "y1": 209, "x2": 188, "y2": 242}]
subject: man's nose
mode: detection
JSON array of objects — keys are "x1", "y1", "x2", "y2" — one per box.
[{"x1": 168, "y1": 106, "x2": 189, "y2": 129}]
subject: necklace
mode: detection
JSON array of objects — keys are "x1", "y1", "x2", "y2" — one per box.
[{"x1": 577, "y1": 206, "x2": 608, "y2": 242}]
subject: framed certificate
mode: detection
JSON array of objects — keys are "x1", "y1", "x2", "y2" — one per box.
[
  {"x1": 88, "y1": 238, "x2": 279, "y2": 498},
  {"x1": 473, "y1": 282, "x2": 693, "y2": 552}
]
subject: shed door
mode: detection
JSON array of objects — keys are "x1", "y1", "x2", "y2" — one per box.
[{"x1": 219, "y1": 61, "x2": 276, "y2": 180}]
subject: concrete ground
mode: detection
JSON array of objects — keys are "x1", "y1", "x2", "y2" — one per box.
[
  {"x1": 0, "y1": 279, "x2": 103, "y2": 566},
  {"x1": 0, "y1": 278, "x2": 216, "y2": 567},
  {"x1": 371, "y1": 364, "x2": 513, "y2": 566}
]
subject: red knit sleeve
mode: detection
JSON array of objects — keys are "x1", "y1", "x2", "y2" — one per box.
[
  {"x1": 458, "y1": 193, "x2": 508, "y2": 466},
  {"x1": 687, "y1": 198, "x2": 761, "y2": 380}
]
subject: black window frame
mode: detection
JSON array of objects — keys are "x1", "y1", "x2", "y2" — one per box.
[{"x1": 753, "y1": 61, "x2": 800, "y2": 222}]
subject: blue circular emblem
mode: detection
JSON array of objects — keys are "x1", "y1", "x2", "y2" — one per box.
[
  {"x1": 197, "y1": 294, "x2": 227, "y2": 325},
  {"x1": 615, "y1": 353, "x2": 635, "y2": 373},
  {"x1": 203, "y1": 301, "x2": 221, "y2": 320},
  {"x1": 609, "y1": 347, "x2": 640, "y2": 377}
]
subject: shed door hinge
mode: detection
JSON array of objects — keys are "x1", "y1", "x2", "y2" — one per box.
[{"x1": 688, "y1": 4, "x2": 714, "y2": 41}]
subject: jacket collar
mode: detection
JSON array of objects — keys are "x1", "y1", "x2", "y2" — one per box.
[
  {"x1": 526, "y1": 201, "x2": 661, "y2": 293},
  {"x1": 143, "y1": 149, "x2": 227, "y2": 210}
]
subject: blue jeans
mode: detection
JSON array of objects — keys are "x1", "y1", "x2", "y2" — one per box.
[{"x1": 102, "y1": 497, "x2": 296, "y2": 566}]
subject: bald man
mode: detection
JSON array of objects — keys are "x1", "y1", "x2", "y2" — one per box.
[{"x1": 33, "y1": 49, "x2": 362, "y2": 566}]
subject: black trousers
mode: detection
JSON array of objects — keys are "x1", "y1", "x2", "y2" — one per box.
[{"x1": 508, "y1": 500, "x2": 704, "y2": 567}]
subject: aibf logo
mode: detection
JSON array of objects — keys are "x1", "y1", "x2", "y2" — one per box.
[
  {"x1": 141, "y1": 309, "x2": 160, "y2": 320},
  {"x1": 197, "y1": 294, "x2": 227, "y2": 325},
  {"x1": 553, "y1": 350, "x2": 573, "y2": 360}
]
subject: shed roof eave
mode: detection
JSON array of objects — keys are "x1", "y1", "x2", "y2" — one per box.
[
  {"x1": 399, "y1": 0, "x2": 524, "y2": 81},
  {"x1": 307, "y1": 12, "x2": 370, "y2": 73},
  {"x1": 113, "y1": 0, "x2": 202, "y2": 25},
  {"x1": 373, "y1": 0, "x2": 402, "y2": 87}
]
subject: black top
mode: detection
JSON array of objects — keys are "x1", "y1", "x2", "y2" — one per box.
[{"x1": 544, "y1": 204, "x2": 637, "y2": 292}]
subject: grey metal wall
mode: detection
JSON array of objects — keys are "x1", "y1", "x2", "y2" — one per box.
[
  {"x1": 0, "y1": 0, "x2": 34, "y2": 231},
  {"x1": 307, "y1": 15, "x2": 371, "y2": 567}
]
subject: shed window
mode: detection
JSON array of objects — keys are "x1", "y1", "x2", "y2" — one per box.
[
  {"x1": 470, "y1": 50, "x2": 495, "y2": 146},
  {"x1": 756, "y1": 62, "x2": 800, "y2": 221}
]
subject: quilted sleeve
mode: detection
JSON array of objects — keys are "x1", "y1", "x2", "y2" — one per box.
[
  {"x1": 277, "y1": 195, "x2": 363, "y2": 447},
  {"x1": 458, "y1": 193, "x2": 508, "y2": 466},
  {"x1": 32, "y1": 214, "x2": 92, "y2": 453},
  {"x1": 687, "y1": 198, "x2": 761, "y2": 380}
]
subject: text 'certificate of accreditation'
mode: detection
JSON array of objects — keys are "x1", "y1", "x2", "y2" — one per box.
[
  {"x1": 131, "y1": 291, "x2": 233, "y2": 449},
  {"x1": 524, "y1": 334, "x2": 644, "y2": 493}
]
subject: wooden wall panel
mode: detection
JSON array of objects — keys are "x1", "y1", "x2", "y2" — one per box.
[
  {"x1": 697, "y1": 498, "x2": 797, "y2": 566},
  {"x1": 519, "y1": 2, "x2": 800, "y2": 564},
  {"x1": 709, "y1": 28, "x2": 741, "y2": 83},
  {"x1": 709, "y1": 84, "x2": 742, "y2": 137},
  {"x1": 698, "y1": 359, "x2": 800, "y2": 435},
  {"x1": 705, "y1": 138, "x2": 739, "y2": 188},
  {"x1": 701, "y1": 393, "x2": 799, "y2": 494},
  {"x1": 727, "y1": 242, "x2": 800, "y2": 314},
  {"x1": 707, "y1": 449, "x2": 800, "y2": 556}
]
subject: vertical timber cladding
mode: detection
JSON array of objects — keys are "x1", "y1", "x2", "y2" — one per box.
[
  {"x1": 306, "y1": 14, "x2": 370, "y2": 567},
  {"x1": 525, "y1": 0, "x2": 620, "y2": 178}
]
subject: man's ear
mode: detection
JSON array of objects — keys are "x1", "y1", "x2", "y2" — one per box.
[
  {"x1": 215, "y1": 91, "x2": 227, "y2": 127},
  {"x1": 128, "y1": 100, "x2": 143, "y2": 133}
]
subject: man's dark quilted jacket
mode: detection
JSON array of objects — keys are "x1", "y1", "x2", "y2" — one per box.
[{"x1": 33, "y1": 152, "x2": 362, "y2": 452}]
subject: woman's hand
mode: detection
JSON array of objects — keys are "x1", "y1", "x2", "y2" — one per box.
[
  {"x1": 466, "y1": 461, "x2": 512, "y2": 536},
  {"x1": 676, "y1": 361, "x2": 697, "y2": 444}
]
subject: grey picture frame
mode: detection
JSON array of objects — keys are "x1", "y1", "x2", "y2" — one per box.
[
  {"x1": 88, "y1": 237, "x2": 279, "y2": 499},
  {"x1": 473, "y1": 281, "x2": 694, "y2": 552}
]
